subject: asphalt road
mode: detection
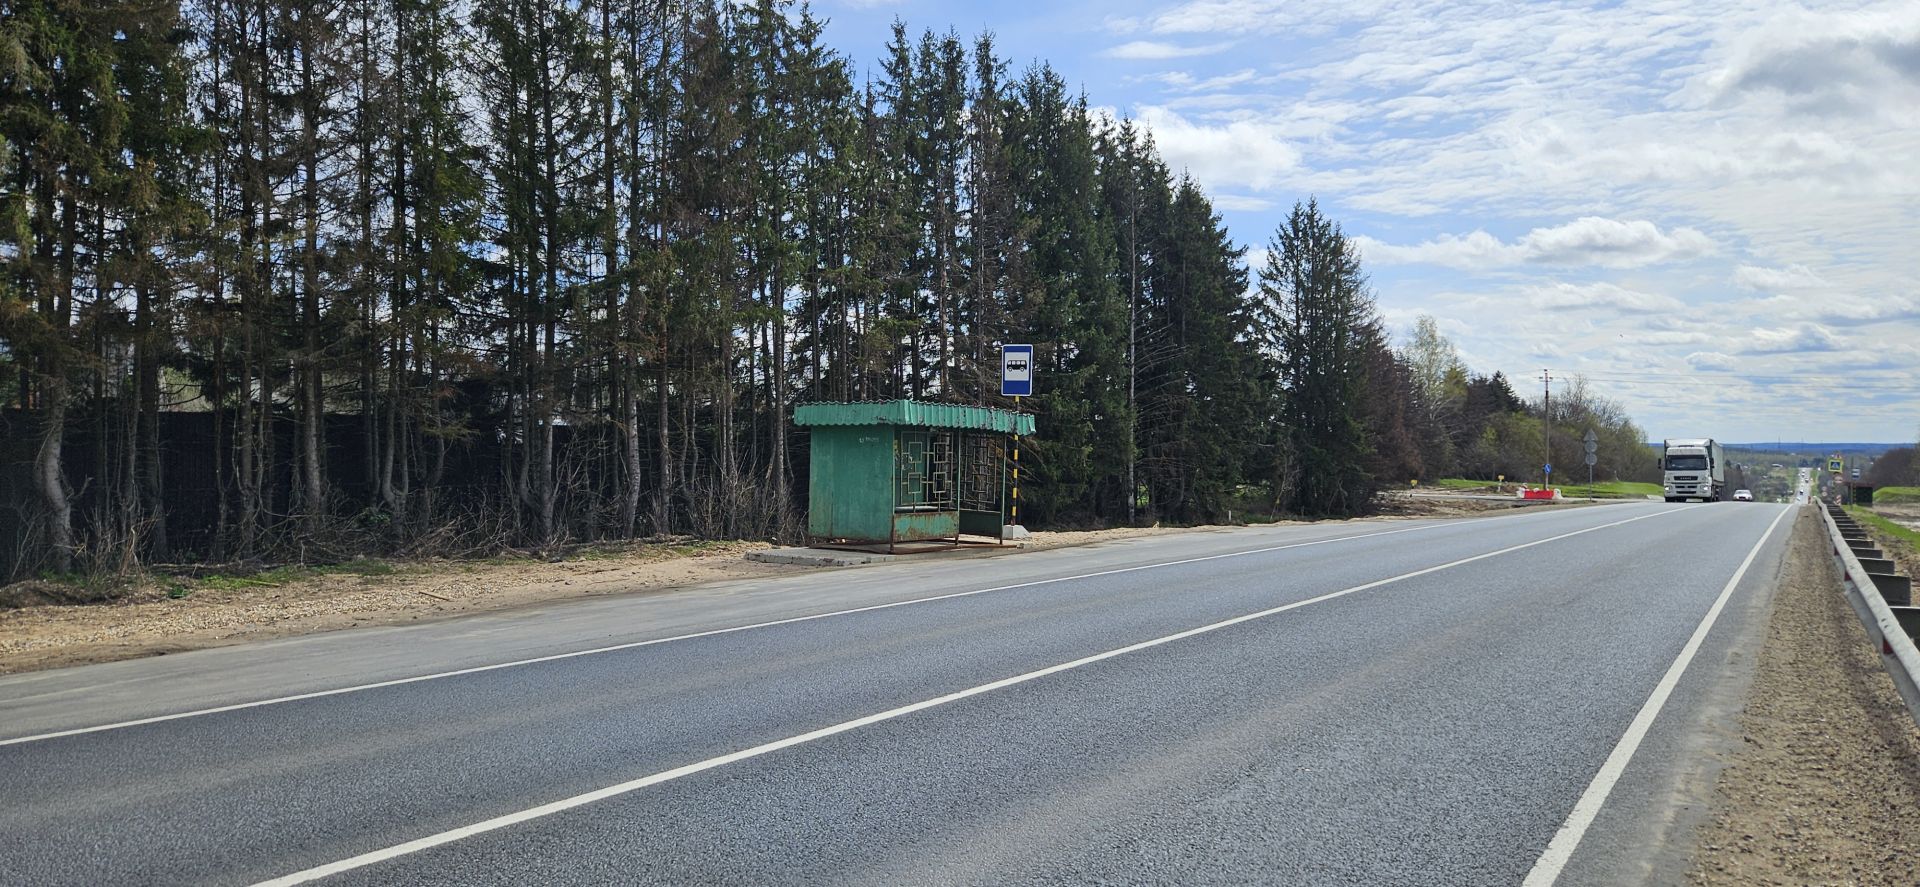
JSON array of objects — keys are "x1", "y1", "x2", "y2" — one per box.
[{"x1": 0, "y1": 500, "x2": 1796, "y2": 886}]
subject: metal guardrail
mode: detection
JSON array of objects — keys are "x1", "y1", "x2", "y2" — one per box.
[{"x1": 1821, "y1": 505, "x2": 1920, "y2": 729}]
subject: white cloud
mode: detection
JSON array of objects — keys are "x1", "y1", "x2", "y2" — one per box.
[
  {"x1": 1211, "y1": 193, "x2": 1276, "y2": 211},
  {"x1": 1526, "y1": 281, "x2": 1686, "y2": 314},
  {"x1": 1812, "y1": 293, "x2": 1920, "y2": 325},
  {"x1": 1633, "y1": 331, "x2": 1719, "y2": 346},
  {"x1": 1743, "y1": 289, "x2": 1920, "y2": 326},
  {"x1": 1353, "y1": 230, "x2": 1512, "y2": 268},
  {"x1": 1103, "y1": 40, "x2": 1236, "y2": 60},
  {"x1": 1192, "y1": 69, "x2": 1262, "y2": 92},
  {"x1": 1354, "y1": 217, "x2": 1715, "y2": 270},
  {"x1": 1744, "y1": 324, "x2": 1844, "y2": 354},
  {"x1": 1134, "y1": 106, "x2": 1301, "y2": 191},
  {"x1": 1145, "y1": 69, "x2": 1268, "y2": 93},
  {"x1": 1695, "y1": 5, "x2": 1920, "y2": 119},
  {"x1": 1686, "y1": 351, "x2": 1738, "y2": 371},
  {"x1": 1520, "y1": 218, "x2": 1715, "y2": 267},
  {"x1": 1732, "y1": 263, "x2": 1828, "y2": 292},
  {"x1": 1146, "y1": 1, "x2": 1295, "y2": 35}
]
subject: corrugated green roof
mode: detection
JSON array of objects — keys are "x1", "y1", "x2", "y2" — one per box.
[{"x1": 793, "y1": 399, "x2": 1035, "y2": 434}]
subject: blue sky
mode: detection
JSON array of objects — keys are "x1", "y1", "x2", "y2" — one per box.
[{"x1": 815, "y1": 0, "x2": 1920, "y2": 445}]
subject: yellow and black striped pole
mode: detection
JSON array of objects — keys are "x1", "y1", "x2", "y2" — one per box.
[{"x1": 1011, "y1": 395, "x2": 1020, "y2": 528}]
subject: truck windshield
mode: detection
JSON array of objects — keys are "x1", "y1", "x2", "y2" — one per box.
[{"x1": 1666, "y1": 455, "x2": 1709, "y2": 471}]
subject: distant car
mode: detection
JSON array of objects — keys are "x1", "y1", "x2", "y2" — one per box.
[{"x1": 1733, "y1": 489, "x2": 1753, "y2": 501}]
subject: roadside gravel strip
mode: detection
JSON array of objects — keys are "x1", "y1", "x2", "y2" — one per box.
[{"x1": 1688, "y1": 508, "x2": 1920, "y2": 884}]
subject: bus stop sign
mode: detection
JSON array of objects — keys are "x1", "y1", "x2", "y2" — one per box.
[{"x1": 1002, "y1": 344, "x2": 1033, "y2": 397}]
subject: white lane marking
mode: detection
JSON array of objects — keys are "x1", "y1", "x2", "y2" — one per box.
[
  {"x1": 252, "y1": 505, "x2": 1690, "y2": 886},
  {"x1": 1523, "y1": 505, "x2": 1792, "y2": 886},
  {"x1": 1, "y1": 510, "x2": 1606, "y2": 747}
]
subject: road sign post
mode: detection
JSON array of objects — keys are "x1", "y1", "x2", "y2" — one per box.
[
  {"x1": 1584, "y1": 429, "x2": 1598, "y2": 485},
  {"x1": 1002, "y1": 345, "x2": 1034, "y2": 529}
]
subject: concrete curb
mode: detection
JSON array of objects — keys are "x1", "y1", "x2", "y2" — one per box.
[
  {"x1": 746, "y1": 543, "x2": 1026, "y2": 567},
  {"x1": 1821, "y1": 505, "x2": 1920, "y2": 730},
  {"x1": 746, "y1": 548, "x2": 899, "y2": 567}
]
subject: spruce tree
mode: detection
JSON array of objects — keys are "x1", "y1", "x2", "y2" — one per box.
[
  {"x1": 1142, "y1": 178, "x2": 1260, "y2": 522},
  {"x1": 1095, "y1": 118, "x2": 1169, "y2": 523},
  {"x1": 1259, "y1": 198, "x2": 1378, "y2": 516},
  {"x1": 1004, "y1": 67, "x2": 1125, "y2": 522}
]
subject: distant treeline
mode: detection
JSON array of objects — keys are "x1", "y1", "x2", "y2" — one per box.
[
  {"x1": 0, "y1": 0, "x2": 1656, "y2": 580},
  {"x1": 1867, "y1": 448, "x2": 1920, "y2": 488}
]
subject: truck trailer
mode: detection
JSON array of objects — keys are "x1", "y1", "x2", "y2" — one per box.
[{"x1": 1663, "y1": 438, "x2": 1725, "y2": 502}]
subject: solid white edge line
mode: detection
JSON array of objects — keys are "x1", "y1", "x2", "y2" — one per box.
[
  {"x1": 2, "y1": 508, "x2": 1589, "y2": 747},
  {"x1": 251, "y1": 505, "x2": 1691, "y2": 886},
  {"x1": 1521, "y1": 504, "x2": 1792, "y2": 887}
]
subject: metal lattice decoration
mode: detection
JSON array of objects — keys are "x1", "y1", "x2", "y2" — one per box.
[
  {"x1": 959, "y1": 433, "x2": 1005, "y2": 513},
  {"x1": 895, "y1": 430, "x2": 956, "y2": 511}
]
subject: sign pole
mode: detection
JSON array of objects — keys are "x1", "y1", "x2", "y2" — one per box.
[
  {"x1": 1001, "y1": 344, "x2": 1034, "y2": 533},
  {"x1": 1583, "y1": 428, "x2": 1599, "y2": 487}
]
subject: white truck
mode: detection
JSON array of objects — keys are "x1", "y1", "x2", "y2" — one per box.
[{"x1": 1663, "y1": 438, "x2": 1726, "y2": 502}]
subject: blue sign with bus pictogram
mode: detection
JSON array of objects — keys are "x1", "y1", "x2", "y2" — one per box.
[{"x1": 1001, "y1": 345, "x2": 1033, "y2": 397}]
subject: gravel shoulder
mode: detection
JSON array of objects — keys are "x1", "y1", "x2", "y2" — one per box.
[
  {"x1": 1688, "y1": 507, "x2": 1920, "y2": 884},
  {"x1": 0, "y1": 500, "x2": 1578, "y2": 677},
  {"x1": 0, "y1": 524, "x2": 1246, "y2": 676},
  {"x1": 0, "y1": 541, "x2": 801, "y2": 675}
]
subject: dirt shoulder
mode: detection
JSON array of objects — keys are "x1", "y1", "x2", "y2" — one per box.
[
  {"x1": 1871, "y1": 500, "x2": 1920, "y2": 529},
  {"x1": 0, "y1": 503, "x2": 1580, "y2": 677},
  {"x1": 0, "y1": 541, "x2": 802, "y2": 676},
  {"x1": 1688, "y1": 508, "x2": 1920, "y2": 884},
  {"x1": 1864, "y1": 502, "x2": 1920, "y2": 578},
  {"x1": 0, "y1": 523, "x2": 1225, "y2": 676},
  {"x1": 1379, "y1": 491, "x2": 1581, "y2": 517}
]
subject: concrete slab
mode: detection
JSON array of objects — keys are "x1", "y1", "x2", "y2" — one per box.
[
  {"x1": 746, "y1": 548, "x2": 899, "y2": 567},
  {"x1": 747, "y1": 539, "x2": 1026, "y2": 568}
]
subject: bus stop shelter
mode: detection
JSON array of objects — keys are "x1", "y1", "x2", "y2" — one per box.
[{"x1": 794, "y1": 399, "x2": 1035, "y2": 551}]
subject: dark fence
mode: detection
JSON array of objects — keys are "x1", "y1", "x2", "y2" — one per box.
[{"x1": 0, "y1": 406, "x2": 612, "y2": 581}]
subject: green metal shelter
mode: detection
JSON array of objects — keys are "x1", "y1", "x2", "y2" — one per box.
[{"x1": 794, "y1": 399, "x2": 1035, "y2": 550}]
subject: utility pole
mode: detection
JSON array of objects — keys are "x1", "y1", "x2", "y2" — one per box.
[
  {"x1": 1542, "y1": 369, "x2": 1553, "y2": 486},
  {"x1": 1541, "y1": 369, "x2": 1552, "y2": 423},
  {"x1": 1126, "y1": 176, "x2": 1138, "y2": 526}
]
